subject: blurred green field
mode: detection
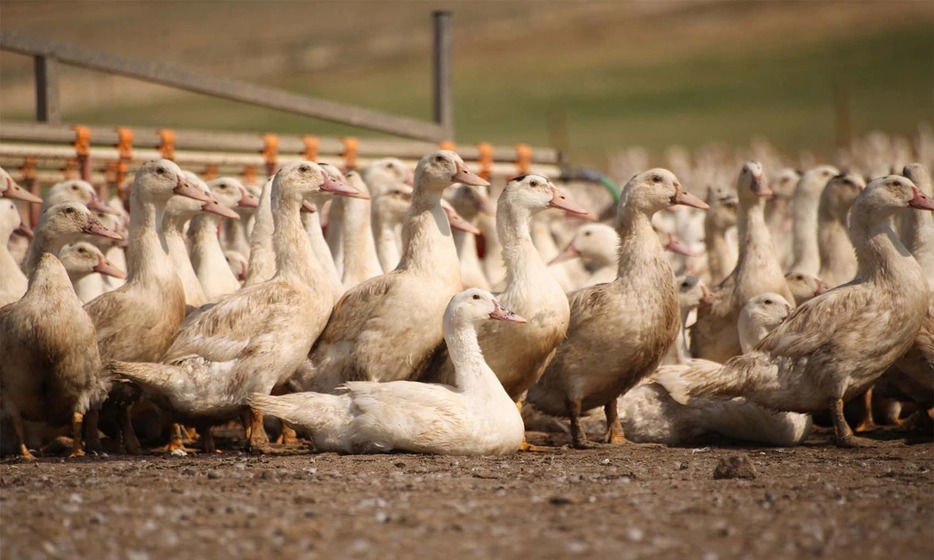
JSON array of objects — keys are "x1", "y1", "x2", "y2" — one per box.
[{"x1": 1, "y1": 2, "x2": 932, "y2": 166}]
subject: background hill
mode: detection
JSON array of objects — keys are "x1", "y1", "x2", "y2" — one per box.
[{"x1": 1, "y1": 1, "x2": 931, "y2": 167}]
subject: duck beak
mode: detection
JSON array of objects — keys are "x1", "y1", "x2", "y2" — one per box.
[
  {"x1": 3, "y1": 176, "x2": 42, "y2": 204},
  {"x1": 13, "y1": 221, "x2": 34, "y2": 240},
  {"x1": 815, "y1": 277, "x2": 830, "y2": 295},
  {"x1": 699, "y1": 284, "x2": 714, "y2": 306},
  {"x1": 322, "y1": 174, "x2": 368, "y2": 199},
  {"x1": 751, "y1": 172, "x2": 773, "y2": 198},
  {"x1": 201, "y1": 198, "x2": 240, "y2": 220},
  {"x1": 550, "y1": 242, "x2": 580, "y2": 265},
  {"x1": 87, "y1": 197, "x2": 119, "y2": 215},
  {"x1": 910, "y1": 186, "x2": 934, "y2": 210},
  {"x1": 665, "y1": 234, "x2": 694, "y2": 256},
  {"x1": 83, "y1": 219, "x2": 123, "y2": 241},
  {"x1": 548, "y1": 184, "x2": 589, "y2": 216},
  {"x1": 237, "y1": 186, "x2": 260, "y2": 208},
  {"x1": 301, "y1": 200, "x2": 318, "y2": 213},
  {"x1": 174, "y1": 174, "x2": 212, "y2": 203},
  {"x1": 443, "y1": 203, "x2": 480, "y2": 235},
  {"x1": 94, "y1": 255, "x2": 127, "y2": 279},
  {"x1": 671, "y1": 186, "x2": 709, "y2": 210},
  {"x1": 489, "y1": 299, "x2": 526, "y2": 323},
  {"x1": 404, "y1": 169, "x2": 415, "y2": 186},
  {"x1": 452, "y1": 160, "x2": 490, "y2": 187}
]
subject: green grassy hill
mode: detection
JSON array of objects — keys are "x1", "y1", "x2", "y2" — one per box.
[{"x1": 1, "y1": 1, "x2": 931, "y2": 166}]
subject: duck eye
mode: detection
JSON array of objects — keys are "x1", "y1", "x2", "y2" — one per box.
[
  {"x1": 652, "y1": 175, "x2": 662, "y2": 183},
  {"x1": 78, "y1": 248, "x2": 87, "y2": 254},
  {"x1": 299, "y1": 165, "x2": 310, "y2": 173},
  {"x1": 156, "y1": 167, "x2": 166, "y2": 175},
  {"x1": 472, "y1": 294, "x2": 480, "y2": 300},
  {"x1": 530, "y1": 180, "x2": 539, "y2": 187},
  {"x1": 765, "y1": 299, "x2": 773, "y2": 305},
  {"x1": 435, "y1": 155, "x2": 446, "y2": 163},
  {"x1": 584, "y1": 231, "x2": 591, "y2": 237},
  {"x1": 63, "y1": 207, "x2": 75, "y2": 214},
  {"x1": 71, "y1": 185, "x2": 78, "y2": 190}
]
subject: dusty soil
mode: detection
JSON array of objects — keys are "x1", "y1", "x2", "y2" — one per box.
[{"x1": 1, "y1": 430, "x2": 931, "y2": 560}]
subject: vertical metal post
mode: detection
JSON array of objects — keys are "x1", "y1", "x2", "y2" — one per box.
[
  {"x1": 432, "y1": 11, "x2": 453, "y2": 140},
  {"x1": 34, "y1": 54, "x2": 61, "y2": 124}
]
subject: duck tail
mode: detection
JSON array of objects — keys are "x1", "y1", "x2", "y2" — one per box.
[
  {"x1": 248, "y1": 392, "x2": 351, "y2": 436},
  {"x1": 104, "y1": 360, "x2": 183, "y2": 396},
  {"x1": 653, "y1": 355, "x2": 767, "y2": 406}
]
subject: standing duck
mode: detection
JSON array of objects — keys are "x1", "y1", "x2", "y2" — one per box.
[
  {"x1": 818, "y1": 173, "x2": 866, "y2": 287},
  {"x1": 0, "y1": 198, "x2": 31, "y2": 301},
  {"x1": 447, "y1": 184, "x2": 492, "y2": 290},
  {"x1": 789, "y1": 165, "x2": 839, "y2": 275},
  {"x1": 418, "y1": 174, "x2": 588, "y2": 407},
  {"x1": 784, "y1": 271, "x2": 829, "y2": 306},
  {"x1": 550, "y1": 222, "x2": 620, "y2": 289},
  {"x1": 289, "y1": 151, "x2": 489, "y2": 393},
  {"x1": 106, "y1": 162, "x2": 361, "y2": 452},
  {"x1": 249, "y1": 289, "x2": 527, "y2": 455},
  {"x1": 371, "y1": 184, "x2": 413, "y2": 273},
  {"x1": 0, "y1": 205, "x2": 121, "y2": 459},
  {"x1": 83, "y1": 160, "x2": 211, "y2": 453},
  {"x1": 59, "y1": 242, "x2": 127, "y2": 299},
  {"x1": 663, "y1": 175, "x2": 933, "y2": 447},
  {"x1": 690, "y1": 162, "x2": 794, "y2": 362},
  {"x1": 525, "y1": 169, "x2": 708, "y2": 448},
  {"x1": 703, "y1": 185, "x2": 738, "y2": 285}
]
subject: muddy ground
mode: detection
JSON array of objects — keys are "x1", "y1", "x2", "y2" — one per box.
[{"x1": 1, "y1": 430, "x2": 931, "y2": 560}]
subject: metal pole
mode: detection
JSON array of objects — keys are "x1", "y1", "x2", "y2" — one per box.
[
  {"x1": 33, "y1": 55, "x2": 61, "y2": 124},
  {"x1": 432, "y1": 11, "x2": 453, "y2": 140}
]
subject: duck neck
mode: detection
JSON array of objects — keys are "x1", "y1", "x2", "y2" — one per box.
[
  {"x1": 704, "y1": 219, "x2": 736, "y2": 281},
  {"x1": 188, "y1": 214, "x2": 228, "y2": 270},
  {"x1": 850, "y1": 206, "x2": 920, "y2": 286},
  {"x1": 340, "y1": 197, "x2": 381, "y2": 282},
  {"x1": 274, "y1": 194, "x2": 325, "y2": 291},
  {"x1": 302, "y1": 210, "x2": 342, "y2": 296},
  {"x1": 372, "y1": 207, "x2": 402, "y2": 273},
  {"x1": 903, "y1": 206, "x2": 934, "y2": 290},
  {"x1": 498, "y1": 203, "x2": 546, "y2": 287},
  {"x1": 737, "y1": 196, "x2": 772, "y2": 262},
  {"x1": 791, "y1": 189, "x2": 821, "y2": 274},
  {"x1": 616, "y1": 206, "x2": 664, "y2": 276},
  {"x1": 162, "y1": 212, "x2": 205, "y2": 305},
  {"x1": 818, "y1": 208, "x2": 856, "y2": 284},
  {"x1": 397, "y1": 189, "x2": 458, "y2": 275},
  {"x1": 124, "y1": 188, "x2": 174, "y2": 285},
  {"x1": 446, "y1": 320, "x2": 493, "y2": 394}
]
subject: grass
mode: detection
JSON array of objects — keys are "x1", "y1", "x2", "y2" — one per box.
[{"x1": 1, "y1": 2, "x2": 931, "y2": 167}]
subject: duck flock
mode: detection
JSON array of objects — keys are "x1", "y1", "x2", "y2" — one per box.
[{"x1": 0, "y1": 140, "x2": 931, "y2": 460}]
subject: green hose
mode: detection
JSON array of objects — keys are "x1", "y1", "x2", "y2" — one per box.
[{"x1": 600, "y1": 176, "x2": 621, "y2": 202}]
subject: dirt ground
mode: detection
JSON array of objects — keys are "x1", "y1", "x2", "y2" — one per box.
[{"x1": 1, "y1": 429, "x2": 931, "y2": 560}]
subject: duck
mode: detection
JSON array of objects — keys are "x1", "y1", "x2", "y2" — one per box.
[
  {"x1": 23, "y1": 202, "x2": 122, "y2": 277},
  {"x1": 0, "y1": 198, "x2": 31, "y2": 301},
  {"x1": 789, "y1": 165, "x2": 839, "y2": 275},
  {"x1": 244, "y1": 177, "x2": 277, "y2": 287},
  {"x1": 765, "y1": 168, "x2": 800, "y2": 270},
  {"x1": 189, "y1": 177, "x2": 258, "y2": 302},
  {"x1": 221, "y1": 181, "x2": 261, "y2": 260},
  {"x1": 550, "y1": 222, "x2": 619, "y2": 289},
  {"x1": 289, "y1": 151, "x2": 490, "y2": 394},
  {"x1": 161, "y1": 172, "x2": 240, "y2": 309},
  {"x1": 664, "y1": 274, "x2": 710, "y2": 365},
  {"x1": 59, "y1": 242, "x2": 127, "y2": 300},
  {"x1": 624, "y1": 293, "x2": 811, "y2": 446},
  {"x1": 418, "y1": 174, "x2": 588, "y2": 407},
  {"x1": 690, "y1": 162, "x2": 794, "y2": 362},
  {"x1": 39, "y1": 179, "x2": 117, "y2": 218},
  {"x1": 362, "y1": 157, "x2": 413, "y2": 198},
  {"x1": 83, "y1": 159, "x2": 211, "y2": 453},
  {"x1": 336, "y1": 171, "x2": 381, "y2": 289},
  {"x1": 662, "y1": 175, "x2": 933, "y2": 447},
  {"x1": 106, "y1": 162, "x2": 362, "y2": 452},
  {"x1": 224, "y1": 250, "x2": 249, "y2": 284},
  {"x1": 889, "y1": 163, "x2": 934, "y2": 410},
  {"x1": 248, "y1": 289, "x2": 527, "y2": 455},
  {"x1": 1, "y1": 166, "x2": 43, "y2": 204},
  {"x1": 74, "y1": 209, "x2": 129, "y2": 301},
  {"x1": 447, "y1": 184, "x2": 492, "y2": 290},
  {"x1": 703, "y1": 185, "x2": 739, "y2": 285},
  {"x1": 784, "y1": 271, "x2": 830, "y2": 306},
  {"x1": 0, "y1": 253, "x2": 111, "y2": 460},
  {"x1": 525, "y1": 169, "x2": 708, "y2": 448},
  {"x1": 818, "y1": 172, "x2": 866, "y2": 287},
  {"x1": 371, "y1": 183, "x2": 413, "y2": 273}
]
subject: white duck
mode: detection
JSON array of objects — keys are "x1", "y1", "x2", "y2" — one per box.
[
  {"x1": 789, "y1": 165, "x2": 839, "y2": 275},
  {"x1": 336, "y1": 171, "x2": 381, "y2": 289},
  {"x1": 447, "y1": 184, "x2": 492, "y2": 290},
  {"x1": 550, "y1": 222, "x2": 619, "y2": 288},
  {"x1": 161, "y1": 172, "x2": 240, "y2": 309},
  {"x1": 371, "y1": 184, "x2": 413, "y2": 273},
  {"x1": 59, "y1": 242, "x2": 127, "y2": 301},
  {"x1": 83, "y1": 160, "x2": 211, "y2": 453},
  {"x1": 525, "y1": 169, "x2": 708, "y2": 448},
  {"x1": 703, "y1": 185, "x2": 738, "y2": 285},
  {"x1": 249, "y1": 289, "x2": 527, "y2": 455},
  {"x1": 289, "y1": 151, "x2": 489, "y2": 393},
  {"x1": 663, "y1": 274, "x2": 710, "y2": 365},
  {"x1": 766, "y1": 168, "x2": 800, "y2": 270},
  {"x1": 39, "y1": 179, "x2": 117, "y2": 217},
  {"x1": 189, "y1": 177, "x2": 258, "y2": 302},
  {"x1": 817, "y1": 172, "x2": 865, "y2": 287},
  {"x1": 661, "y1": 175, "x2": 933, "y2": 447},
  {"x1": 23, "y1": 202, "x2": 122, "y2": 276},
  {"x1": 623, "y1": 293, "x2": 811, "y2": 446},
  {"x1": 106, "y1": 162, "x2": 361, "y2": 452},
  {"x1": 418, "y1": 174, "x2": 588, "y2": 404},
  {"x1": 0, "y1": 198, "x2": 31, "y2": 301},
  {"x1": 691, "y1": 162, "x2": 794, "y2": 362},
  {"x1": 244, "y1": 177, "x2": 277, "y2": 287},
  {"x1": 784, "y1": 271, "x2": 830, "y2": 306},
  {"x1": 224, "y1": 250, "x2": 249, "y2": 284}
]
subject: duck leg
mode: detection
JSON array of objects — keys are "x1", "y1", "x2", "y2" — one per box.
[
  {"x1": 118, "y1": 404, "x2": 142, "y2": 455},
  {"x1": 83, "y1": 407, "x2": 103, "y2": 454},
  {"x1": 854, "y1": 388, "x2": 879, "y2": 433},
  {"x1": 515, "y1": 401, "x2": 552, "y2": 452},
  {"x1": 11, "y1": 412, "x2": 36, "y2": 461},
  {"x1": 566, "y1": 397, "x2": 595, "y2": 449},
  {"x1": 276, "y1": 422, "x2": 299, "y2": 445},
  {"x1": 153, "y1": 423, "x2": 196, "y2": 454},
  {"x1": 69, "y1": 412, "x2": 86, "y2": 458},
  {"x1": 602, "y1": 399, "x2": 626, "y2": 444},
  {"x1": 242, "y1": 407, "x2": 271, "y2": 454},
  {"x1": 830, "y1": 397, "x2": 876, "y2": 448},
  {"x1": 198, "y1": 424, "x2": 218, "y2": 454}
]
